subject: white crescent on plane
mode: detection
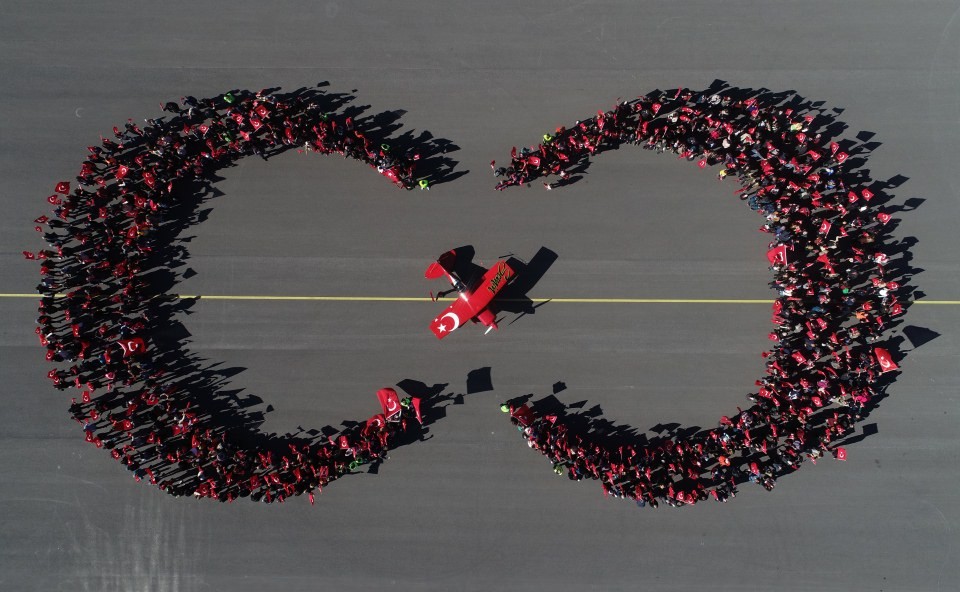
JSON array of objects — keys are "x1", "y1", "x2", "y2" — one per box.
[{"x1": 440, "y1": 311, "x2": 460, "y2": 331}]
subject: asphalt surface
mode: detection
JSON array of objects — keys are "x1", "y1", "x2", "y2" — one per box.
[{"x1": 2, "y1": 2, "x2": 960, "y2": 591}]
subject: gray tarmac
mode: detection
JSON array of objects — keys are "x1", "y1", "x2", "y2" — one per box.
[{"x1": 2, "y1": 2, "x2": 960, "y2": 591}]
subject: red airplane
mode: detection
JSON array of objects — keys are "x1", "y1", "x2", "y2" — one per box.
[{"x1": 426, "y1": 249, "x2": 516, "y2": 339}]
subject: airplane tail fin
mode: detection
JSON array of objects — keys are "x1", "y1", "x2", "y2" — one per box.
[{"x1": 425, "y1": 262, "x2": 446, "y2": 280}]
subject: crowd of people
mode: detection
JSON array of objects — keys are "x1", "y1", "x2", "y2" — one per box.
[
  {"x1": 496, "y1": 84, "x2": 907, "y2": 507},
  {"x1": 30, "y1": 88, "x2": 429, "y2": 503},
  {"x1": 29, "y1": 83, "x2": 910, "y2": 508}
]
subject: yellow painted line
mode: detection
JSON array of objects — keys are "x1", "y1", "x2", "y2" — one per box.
[{"x1": 2, "y1": 293, "x2": 960, "y2": 305}]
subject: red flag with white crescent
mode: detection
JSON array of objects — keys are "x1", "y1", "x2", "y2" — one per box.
[
  {"x1": 862, "y1": 188, "x2": 874, "y2": 201},
  {"x1": 836, "y1": 152, "x2": 849, "y2": 163},
  {"x1": 55, "y1": 181, "x2": 70, "y2": 194},
  {"x1": 376, "y1": 387, "x2": 402, "y2": 421},
  {"x1": 766, "y1": 244, "x2": 788, "y2": 266},
  {"x1": 830, "y1": 141, "x2": 840, "y2": 154},
  {"x1": 250, "y1": 117, "x2": 263, "y2": 131},
  {"x1": 818, "y1": 219, "x2": 831, "y2": 235},
  {"x1": 791, "y1": 351, "x2": 808, "y2": 365},
  {"x1": 118, "y1": 337, "x2": 146, "y2": 357},
  {"x1": 873, "y1": 347, "x2": 899, "y2": 373},
  {"x1": 835, "y1": 447, "x2": 847, "y2": 461},
  {"x1": 143, "y1": 170, "x2": 156, "y2": 188},
  {"x1": 877, "y1": 212, "x2": 891, "y2": 225},
  {"x1": 255, "y1": 104, "x2": 269, "y2": 118},
  {"x1": 116, "y1": 165, "x2": 129, "y2": 179},
  {"x1": 365, "y1": 414, "x2": 386, "y2": 431}
]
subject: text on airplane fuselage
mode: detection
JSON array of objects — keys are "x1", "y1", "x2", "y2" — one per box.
[{"x1": 487, "y1": 262, "x2": 511, "y2": 295}]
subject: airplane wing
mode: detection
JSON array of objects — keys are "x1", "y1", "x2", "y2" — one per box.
[
  {"x1": 425, "y1": 249, "x2": 458, "y2": 280},
  {"x1": 473, "y1": 260, "x2": 515, "y2": 306},
  {"x1": 429, "y1": 296, "x2": 475, "y2": 339},
  {"x1": 465, "y1": 260, "x2": 516, "y2": 331}
]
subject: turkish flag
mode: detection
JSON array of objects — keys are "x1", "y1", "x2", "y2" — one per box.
[
  {"x1": 796, "y1": 133, "x2": 806, "y2": 143},
  {"x1": 118, "y1": 337, "x2": 146, "y2": 357},
  {"x1": 255, "y1": 104, "x2": 269, "y2": 118},
  {"x1": 47, "y1": 195, "x2": 61, "y2": 205},
  {"x1": 829, "y1": 141, "x2": 839, "y2": 154},
  {"x1": 511, "y1": 404, "x2": 535, "y2": 427},
  {"x1": 376, "y1": 387, "x2": 402, "y2": 421},
  {"x1": 697, "y1": 159, "x2": 706, "y2": 169},
  {"x1": 873, "y1": 347, "x2": 899, "y2": 373},
  {"x1": 55, "y1": 181, "x2": 70, "y2": 194},
  {"x1": 231, "y1": 112, "x2": 244, "y2": 125},
  {"x1": 527, "y1": 156, "x2": 540, "y2": 167},
  {"x1": 791, "y1": 351, "x2": 808, "y2": 365},
  {"x1": 862, "y1": 188, "x2": 874, "y2": 201},
  {"x1": 891, "y1": 302, "x2": 903, "y2": 316},
  {"x1": 877, "y1": 212, "x2": 892, "y2": 225},
  {"x1": 198, "y1": 124, "x2": 210, "y2": 135},
  {"x1": 835, "y1": 447, "x2": 847, "y2": 461},
  {"x1": 652, "y1": 102, "x2": 662, "y2": 114},
  {"x1": 250, "y1": 117, "x2": 263, "y2": 131},
  {"x1": 143, "y1": 171, "x2": 156, "y2": 188},
  {"x1": 411, "y1": 397, "x2": 423, "y2": 425},
  {"x1": 115, "y1": 165, "x2": 129, "y2": 179},
  {"x1": 836, "y1": 152, "x2": 849, "y2": 163},
  {"x1": 365, "y1": 414, "x2": 386, "y2": 431},
  {"x1": 818, "y1": 219, "x2": 831, "y2": 235},
  {"x1": 766, "y1": 244, "x2": 788, "y2": 266}
]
